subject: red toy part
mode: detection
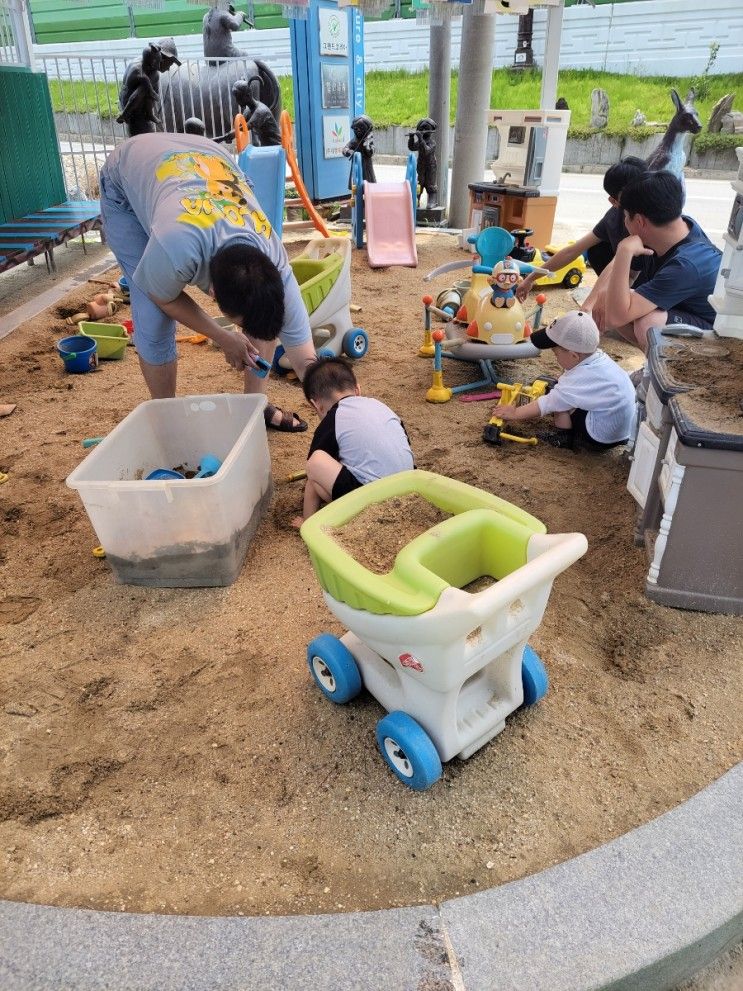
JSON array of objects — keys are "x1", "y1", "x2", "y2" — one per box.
[
  {"x1": 466, "y1": 320, "x2": 479, "y2": 338},
  {"x1": 122, "y1": 319, "x2": 134, "y2": 335},
  {"x1": 535, "y1": 293, "x2": 548, "y2": 305}
]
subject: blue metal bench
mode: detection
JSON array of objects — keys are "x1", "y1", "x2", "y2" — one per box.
[{"x1": 0, "y1": 200, "x2": 101, "y2": 274}]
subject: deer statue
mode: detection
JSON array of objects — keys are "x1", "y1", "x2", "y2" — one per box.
[{"x1": 644, "y1": 89, "x2": 702, "y2": 180}]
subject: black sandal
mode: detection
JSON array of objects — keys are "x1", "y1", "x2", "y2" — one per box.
[{"x1": 264, "y1": 403, "x2": 308, "y2": 433}]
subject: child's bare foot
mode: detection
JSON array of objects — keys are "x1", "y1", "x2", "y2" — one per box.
[{"x1": 290, "y1": 515, "x2": 305, "y2": 530}]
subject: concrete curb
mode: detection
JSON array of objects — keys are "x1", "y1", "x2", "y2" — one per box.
[{"x1": 0, "y1": 763, "x2": 740, "y2": 990}]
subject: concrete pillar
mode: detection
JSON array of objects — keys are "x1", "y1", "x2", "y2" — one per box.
[
  {"x1": 540, "y1": 2, "x2": 564, "y2": 111},
  {"x1": 428, "y1": 18, "x2": 451, "y2": 214},
  {"x1": 448, "y1": 5, "x2": 496, "y2": 229}
]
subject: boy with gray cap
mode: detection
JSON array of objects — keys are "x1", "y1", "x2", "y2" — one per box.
[{"x1": 497, "y1": 311, "x2": 636, "y2": 451}]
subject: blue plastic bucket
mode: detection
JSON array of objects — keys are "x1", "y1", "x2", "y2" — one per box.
[
  {"x1": 118, "y1": 275, "x2": 130, "y2": 297},
  {"x1": 56, "y1": 335, "x2": 98, "y2": 374}
]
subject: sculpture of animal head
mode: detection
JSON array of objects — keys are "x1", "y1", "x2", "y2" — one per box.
[
  {"x1": 670, "y1": 88, "x2": 702, "y2": 137},
  {"x1": 645, "y1": 89, "x2": 702, "y2": 177}
]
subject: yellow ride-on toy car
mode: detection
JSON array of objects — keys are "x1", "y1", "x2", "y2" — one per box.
[{"x1": 510, "y1": 228, "x2": 586, "y2": 290}]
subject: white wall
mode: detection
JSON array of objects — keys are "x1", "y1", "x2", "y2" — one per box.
[{"x1": 35, "y1": 0, "x2": 743, "y2": 79}]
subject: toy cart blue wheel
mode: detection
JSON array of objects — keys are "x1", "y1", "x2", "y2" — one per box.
[
  {"x1": 316, "y1": 346, "x2": 336, "y2": 359},
  {"x1": 342, "y1": 328, "x2": 369, "y2": 359},
  {"x1": 521, "y1": 645, "x2": 549, "y2": 705},
  {"x1": 375, "y1": 711, "x2": 442, "y2": 791},
  {"x1": 272, "y1": 344, "x2": 288, "y2": 375},
  {"x1": 307, "y1": 634, "x2": 362, "y2": 704}
]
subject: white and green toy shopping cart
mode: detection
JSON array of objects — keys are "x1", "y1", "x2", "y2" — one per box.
[{"x1": 300, "y1": 471, "x2": 587, "y2": 790}]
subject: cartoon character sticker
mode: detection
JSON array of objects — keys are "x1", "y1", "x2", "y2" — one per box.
[{"x1": 155, "y1": 151, "x2": 272, "y2": 235}]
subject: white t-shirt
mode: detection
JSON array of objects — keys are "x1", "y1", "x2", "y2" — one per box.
[
  {"x1": 309, "y1": 396, "x2": 414, "y2": 485},
  {"x1": 536, "y1": 350, "x2": 636, "y2": 444}
]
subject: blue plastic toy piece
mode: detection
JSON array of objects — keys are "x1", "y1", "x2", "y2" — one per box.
[
  {"x1": 271, "y1": 344, "x2": 288, "y2": 374},
  {"x1": 237, "y1": 145, "x2": 287, "y2": 239},
  {"x1": 375, "y1": 711, "x2": 442, "y2": 791},
  {"x1": 145, "y1": 468, "x2": 185, "y2": 481},
  {"x1": 250, "y1": 355, "x2": 271, "y2": 379},
  {"x1": 468, "y1": 227, "x2": 516, "y2": 270},
  {"x1": 405, "y1": 151, "x2": 418, "y2": 227},
  {"x1": 316, "y1": 346, "x2": 336, "y2": 359},
  {"x1": 307, "y1": 633, "x2": 362, "y2": 704},
  {"x1": 195, "y1": 455, "x2": 221, "y2": 479},
  {"x1": 521, "y1": 644, "x2": 549, "y2": 705},
  {"x1": 342, "y1": 328, "x2": 369, "y2": 359}
]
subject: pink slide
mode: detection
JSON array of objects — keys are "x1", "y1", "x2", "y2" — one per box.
[{"x1": 364, "y1": 181, "x2": 418, "y2": 268}]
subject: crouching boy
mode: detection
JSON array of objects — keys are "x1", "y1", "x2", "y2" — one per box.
[
  {"x1": 497, "y1": 311, "x2": 636, "y2": 451},
  {"x1": 293, "y1": 357, "x2": 414, "y2": 525}
]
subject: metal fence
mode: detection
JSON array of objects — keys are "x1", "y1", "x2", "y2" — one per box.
[
  {"x1": 39, "y1": 54, "x2": 268, "y2": 199},
  {"x1": 1, "y1": 0, "x2": 34, "y2": 66}
]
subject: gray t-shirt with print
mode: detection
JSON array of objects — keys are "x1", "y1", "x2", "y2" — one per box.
[{"x1": 101, "y1": 132, "x2": 310, "y2": 347}]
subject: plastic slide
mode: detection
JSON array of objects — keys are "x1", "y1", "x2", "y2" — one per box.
[
  {"x1": 364, "y1": 181, "x2": 418, "y2": 268},
  {"x1": 237, "y1": 142, "x2": 287, "y2": 238},
  {"x1": 279, "y1": 112, "x2": 330, "y2": 239}
]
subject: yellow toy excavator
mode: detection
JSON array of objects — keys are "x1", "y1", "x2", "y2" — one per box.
[{"x1": 482, "y1": 378, "x2": 556, "y2": 446}]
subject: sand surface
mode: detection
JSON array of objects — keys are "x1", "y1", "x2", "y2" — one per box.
[{"x1": 0, "y1": 233, "x2": 741, "y2": 918}]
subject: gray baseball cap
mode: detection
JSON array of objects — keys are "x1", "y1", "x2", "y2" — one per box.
[{"x1": 530, "y1": 310, "x2": 599, "y2": 353}]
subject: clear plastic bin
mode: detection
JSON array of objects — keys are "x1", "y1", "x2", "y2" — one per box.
[{"x1": 66, "y1": 394, "x2": 272, "y2": 587}]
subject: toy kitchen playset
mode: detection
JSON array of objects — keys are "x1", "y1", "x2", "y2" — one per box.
[
  {"x1": 626, "y1": 147, "x2": 743, "y2": 616},
  {"x1": 467, "y1": 108, "x2": 570, "y2": 249}
]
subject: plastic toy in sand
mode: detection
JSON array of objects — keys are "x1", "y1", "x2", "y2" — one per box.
[
  {"x1": 419, "y1": 292, "x2": 548, "y2": 400},
  {"x1": 273, "y1": 236, "x2": 368, "y2": 372},
  {"x1": 509, "y1": 228, "x2": 586, "y2": 289},
  {"x1": 300, "y1": 470, "x2": 587, "y2": 790},
  {"x1": 482, "y1": 378, "x2": 557, "y2": 447},
  {"x1": 66, "y1": 292, "x2": 123, "y2": 326}
]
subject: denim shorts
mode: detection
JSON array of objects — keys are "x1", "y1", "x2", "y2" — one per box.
[{"x1": 99, "y1": 169, "x2": 177, "y2": 365}]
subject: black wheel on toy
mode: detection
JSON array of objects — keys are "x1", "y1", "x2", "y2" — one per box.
[{"x1": 562, "y1": 268, "x2": 583, "y2": 289}]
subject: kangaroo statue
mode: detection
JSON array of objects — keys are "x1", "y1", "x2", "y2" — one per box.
[{"x1": 644, "y1": 89, "x2": 702, "y2": 180}]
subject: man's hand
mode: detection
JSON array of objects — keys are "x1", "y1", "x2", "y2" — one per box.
[
  {"x1": 218, "y1": 327, "x2": 259, "y2": 371},
  {"x1": 516, "y1": 272, "x2": 536, "y2": 302},
  {"x1": 618, "y1": 234, "x2": 654, "y2": 260},
  {"x1": 585, "y1": 289, "x2": 607, "y2": 332}
]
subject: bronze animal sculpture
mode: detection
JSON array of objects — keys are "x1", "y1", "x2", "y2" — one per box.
[{"x1": 117, "y1": 43, "x2": 162, "y2": 137}]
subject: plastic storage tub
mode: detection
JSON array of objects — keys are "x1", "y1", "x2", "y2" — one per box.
[{"x1": 66, "y1": 394, "x2": 272, "y2": 587}]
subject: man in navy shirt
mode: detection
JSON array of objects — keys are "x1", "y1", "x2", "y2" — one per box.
[{"x1": 602, "y1": 170, "x2": 721, "y2": 352}]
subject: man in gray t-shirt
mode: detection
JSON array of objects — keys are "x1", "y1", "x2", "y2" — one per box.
[{"x1": 99, "y1": 132, "x2": 315, "y2": 431}]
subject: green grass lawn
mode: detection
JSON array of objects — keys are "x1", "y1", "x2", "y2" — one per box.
[{"x1": 50, "y1": 67, "x2": 742, "y2": 149}]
